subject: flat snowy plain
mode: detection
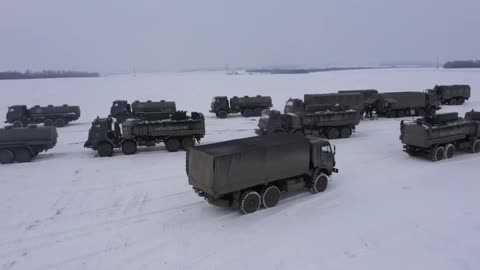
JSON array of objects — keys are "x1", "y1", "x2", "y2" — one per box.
[{"x1": 0, "y1": 68, "x2": 479, "y2": 270}]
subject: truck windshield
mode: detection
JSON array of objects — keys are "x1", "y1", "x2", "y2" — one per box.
[
  {"x1": 321, "y1": 145, "x2": 332, "y2": 153},
  {"x1": 261, "y1": 113, "x2": 270, "y2": 119},
  {"x1": 8, "y1": 108, "x2": 15, "y2": 112}
]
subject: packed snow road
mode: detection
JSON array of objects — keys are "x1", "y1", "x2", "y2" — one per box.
[{"x1": 1, "y1": 68, "x2": 480, "y2": 270}]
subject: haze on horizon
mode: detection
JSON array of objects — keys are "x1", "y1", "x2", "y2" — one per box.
[{"x1": 0, "y1": 0, "x2": 479, "y2": 73}]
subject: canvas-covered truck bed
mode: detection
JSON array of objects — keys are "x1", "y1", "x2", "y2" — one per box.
[{"x1": 304, "y1": 93, "x2": 364, "y2": 113}]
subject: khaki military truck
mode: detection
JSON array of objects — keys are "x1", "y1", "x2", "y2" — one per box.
[
  {"x1": 258, "y1": 105, "x2": 360, "y2": 139},
  {"x1": 400, "y1": 111, "x2": 480, "y2": 161},
  {"x1": 186, "y1": 135, "x2": 338, "y2": 214},
  {"x1": 376, "y1": 91, "x2": 440, "y2": 118},
  {"x1": 285, "y1": 93, "x2": 365, "y2": 115},
  {"x1": 210, "y1": 95, "x2": 272, "y2": 118},
  {"x1": 5, "y1": 104, "x2": 81, "y2": 127},
  {"x1": 110, "y1": 100, "x2": 176, "y2": 123},
  {"x1": 0, "y1": 125, "x2": 58, "y2": 164},
  {"x1": 84, "y1": 111, "x2": 205, "y2": 157},
  {"x1": 429, "y1": 85, "x2": 471, "y2": 105}
]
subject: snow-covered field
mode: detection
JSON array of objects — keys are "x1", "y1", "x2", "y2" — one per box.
[{"x1": 1, "y1": 68, "x2": 479, "y2": 270}]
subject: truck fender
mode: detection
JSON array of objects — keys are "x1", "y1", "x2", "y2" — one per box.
[{"x1": 120, "y1": 138, "x2": 137, "y2": 145}]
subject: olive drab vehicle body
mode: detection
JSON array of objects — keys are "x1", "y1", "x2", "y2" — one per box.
[
  {"x1": 5, "y1": 104, "x2": 81, "y2": 127},
  {"x1": 400, "y1": 111, "x2": 480, "y2": 161},
  {"x1": 375, "y1": 91, "x2": 440, "y2": 118},
  {"x1": 0, "y1": 125, "x2": 58, "y2": 164},
  {"x1": 84, "y1": 111, "x2": 205, "y2": 157},
  {"x1": 110, "y1": 100, "x2": 176, "y2": 123},
  {"x1": 429, "y1": 85, "x2": 471, "y2": 105},
  {"x1": 258, "y1": 106, "x2": 361, "y2": 139},
  {"x1": 338, "y1": 89, "x2": 379, "y2": 112},
  {"x1": 210, "y1": 95, "x2": 272, "y2": 118},
  {"x1": 186, "y1": 135, "x2": 338, "y2": 214},
  {"x1": 284, "y1": 93, "x2": 365, "y2": 115}
]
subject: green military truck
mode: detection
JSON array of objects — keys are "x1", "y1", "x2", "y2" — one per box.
[
  {"x1": 84, "y1": 111, "x2": 205, "y2": 157},
  {"x1": 0, "y1": 125, "x2": 58, "y2": 164},
  {"x1": 429, "y1": 85, "x2": 471, "y2": 105},
  {"x1": 257, "y1": 105, "x2": 361, "y2": 139},
  {"x1": 5, "y1": 104, "x2": 81, "y2": 127},
  {"x1": 210, "y1": 95, "x2": 272, "y2": 118},
  {"x1": 186, "y1": 135, "x2": 338, "y2": 214},
  {"x1": 110, "y1": 100, "x2": 176, "y2": 123},
  {"x1": 400, "y1": 111, "x2": 480, "y2": 161},
  {"x1": 285, "y1": 93, "x2": 365, "y2": 115},
  {"x1": 376, "y1": 91, "x2": 440, "y2": 118}
]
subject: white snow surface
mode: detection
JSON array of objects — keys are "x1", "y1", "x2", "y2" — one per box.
[{"x1": 1, "y1": 68, "x2": 480, "y2": 270}]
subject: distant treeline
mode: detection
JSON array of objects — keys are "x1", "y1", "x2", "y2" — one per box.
[
  {"x1": 0, "y1": 70, "x2": 100, "y2": 80},
  {"x1": 246, "y1": 67, "x2": 375, "y2": 74},
  {"x1": 443, "y1": 60, "x2": 480, "y2": 69}
]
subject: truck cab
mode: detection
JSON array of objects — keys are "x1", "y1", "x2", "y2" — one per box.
[
  {"x1": 257, "y1": 110, "x2": 283, "y2": 135},
  {"x1": 210, "y1": 96, "x2": 229, "y2": 113},
  {"x1": 84, "y1": 117, "x2": 121, "y2": 150},
  {"x1": 5, "y1": 105, "x2": 29, "y2": 126},
  {"x1": 308, "y1": 137, "x2": 337, "y2": 175},
  {"x1": 284, "y1": 98, "x2": 304, "y2": 113}
]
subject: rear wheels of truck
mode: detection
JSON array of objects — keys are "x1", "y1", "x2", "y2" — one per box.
[
  {"x1": 449, "y1": 99, "x2": 457, "y2": 105},
  {"x1": 253, "y1": 108, "x2": 262, "y2": 117},
  {"x1": 340, "y1": 127, "x2": 352, "y2": 138},
  {"x1": 14, "y1": 149, "x2": 32, "y2": 163},
  {"x1": 457, "y1": 97, "x2": 465, "y2": 105},
  {"x1": 181, "y1": 137, "x2": 195, "y2": 150},
  {"x1": 12, "y1": 121, "x2": 23, "y2": 128},
  {"x1": 327, "y1": 128, "x2": 339, "y2": 139},
  {"x1": 240, "y1": 190, "x2": 261, "y2": 214},
  {"x1": 243, "y1": 109, "x2": 253, "y2": 117},
  {"x1": 261, "y1": 185, "x2": 281, "y2": 208},
  {"x1": 431, "y1": 146, "x2": 445, "y2": 161},
  {"x1": 122, "y1": 140, "x2": 137, "y2": 155},
  {"x1": 445, "y1": 144, "x2": 455, "y2": 159},
  {"x1": 54, "y1": 118, "x2": 66, "y2": 127},
  {"x1": 472, "y1": 140, "x2": 480, "y2": 153},
  {"x1": 217, "y1": 110, "x2": 228, "y2": 119},
  {"x1": 166, "y1": 138, "x2": 181, "y2": 152},
  {"x1": 0, "y1": 150, "x2": 14, "y2": 164},
  {"x1": 44, "y1": 119, "x2": 54, "y2": 127},
  {"x1": 98, "y1": 143, "x2": 114, "y2": 157}
]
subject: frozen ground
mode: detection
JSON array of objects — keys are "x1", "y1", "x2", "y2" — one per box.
[{"x1": 0, "y1": 68, "x2": 479, "y2": 270}]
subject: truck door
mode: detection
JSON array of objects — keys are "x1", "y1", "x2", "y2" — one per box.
[{"x1": 320, "y1": 143, "x2": 335, "y2": 173}]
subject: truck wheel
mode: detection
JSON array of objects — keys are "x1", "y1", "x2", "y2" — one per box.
[
  {"x1": 445, "y1": 144, "x2": 455, "y2": 159},
  {"x1": 261, "y1": 185, "x2": 281, "y2": 208},
  {"x1": 98, "y1": 143, "x2": 114, "y2": 157},
  {"x1": 340, "y1": 127, "x2": 352, "y2": 138},
  {"x1": 217, "y1": 110, "x2": 228, "y2": 119},
  {"x1": 0, "y1": 150, "x2": 14, "y2": 164},
  {"x1": 44, "y1": 119, "x2": 54, "y2": 127},
  {"x1": 165, "y1": 138, "x2": 181, "y2": 152},
  {"x1": 181, "y1": 137, "x2": 195, "y2": 150},
  {"x1": 431, "y1": 146, "x2": 445, "y2": 161},
  {"x1": 457, "y1": 97, "x2": 465, "y2": 105},
  {"x1": 449, "y1": 99, "x2": 457, "y2": 105},
  {"x1": 12, "y1": 121, "x2": 23, "y2": 128},
  {"x1": 472, "y1": 140, "x2": 480, "y2": 153},
  {"x1": 253, "y1": 108, "x2": 262, "y2": 117},
  {"x1": 240, "y1": 190, "x2": 261, "y2": 214},
  {"x1": 243, "y1": 109, "x2": 253, "y2": 117},
  {"x1": 427, "y1": 107, "x2": 436, "y2": 116},
  {"x1": 54, "y1": 118, "x2": 66, "y2": 127},
  {"x1": 327, "y1": 128, "x2": 339, "y2": 139},
  {"x1": 311, "y1": 172, "x2": 329, "y2": 193},
  {"x1": 15, "y1": 149, "x2": 33, "y2": 163},
  {"x1": 122, "y1": 140, "x2": 137, "y2": 155}
]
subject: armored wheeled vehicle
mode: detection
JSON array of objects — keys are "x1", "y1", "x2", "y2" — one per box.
[
  {"x1": 84, "y1": 111, "x2": 205, "y2": 157},
  {"x1": 187, "y1": 135, "x2": 338, "y2": 214},
  {"x1": 110, "y1": 100, "x2": 176, "y2": 123},
  {"x1": 376, "y1": 91, "x2": 440, "y2": 118},
  {"x1": 257, "y1": 105, "x2": 360, "y2": 139},
  {"x1": 400, "y1": 111, "x2": 480, "y2": 161},
  {"x1": 210, "y1": 95, "x2": 272, "y2": 118},
  {"x1": 0, "y1": 125, "x2": 58, "y2": 164},
  {"x1": 285, "y1": 93, "x2": 365, "y2": 115},
  {"x1": 429, "y1": 85, "x2": 471, "y2": 105},
  {"x1": 5, "y1": 104, "x2": 81, "y2": 127}
]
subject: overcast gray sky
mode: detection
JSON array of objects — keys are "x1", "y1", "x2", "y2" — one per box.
[{"x1": 1, "y1": 0, "x2": 479, "y2": 73}]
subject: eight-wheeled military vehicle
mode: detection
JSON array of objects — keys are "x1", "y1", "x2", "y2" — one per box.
[
  {"x1": 210, "y1": 95, "x2": 272, "y2": 118},
  {"x1": 5, "y1": 104, "x2": 81, "y2": 127},
  {"x1": 257, "y1": 105, "x2": 361, "y2": 139},
  {"x1": 285, "y1": 93, "x2": 365, "y2": 115},
  {"x1": 84, "y1": 111, "x2": 205, "y2": 157},
  {"x1": 186, "y1": 135, "x2": 338, "y2": 214},
  {"x1": 429, "y1": 85, "x2": 471, "y2": 105},
  {"x1": 375, "y1": 91, "x2": 440, "y2": 118},
  {"x1": 400, "y1": 111, "x2": 480, "y2": 161},
  {"x1": 0, "y1": 125, "x2": 58, "y2": 164},
  {"x1": 110, "y1": 100, "x2": 176, "y2": 123}
]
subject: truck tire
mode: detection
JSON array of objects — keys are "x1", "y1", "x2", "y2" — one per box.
[
  {"x1": 122, "y1": 140, "x2": 137, "y2": 155},
  {"x1": 217, "y1": 110, "x2": 228, "y2": 119},
  {"x1": 12, "y1": 121, "x2": 23, "y2": 128},
  {"x1": 165, "y1": 138, "x2": 181, "y2": 152},
  {"x1": 243, "y1": 109, "x2": 253, "y2": 117},
  {"x1": 240, "y1": 190, "x2": 261, "y2": 214},
  {"x1": 340, "y1": 127, "x2": 352, "y2": 138},
  {"x1": 15, "y1": 149, "x2": 33, "y2": 163},
  {"x1": 54, "y1": 118, "x2": 66, "y2": 127},
  {"x1": 311, "y1": 172, "x2": 329, "y2": 193},
  {"x1": 449, "y1": 99, "x2": 457, "y2": 105},
  {"x1": 445, "y1": 144, "x2": 455, "y2": 159},
  {"x1": 261, "y1": 185, "x2": 281, "y2": 208},
  {"x1": 0, "y1": 150, "x2": 14, "y2": 164},
  {"x1": 472, "y1": 140, "x2": 480, "y2": 153},
  {"x1": 327, "y1": 128, "x2": 339, "y2": 139},
  {"x1": 253, "y1": 108, "x2": 262, "y2": 117},
  {"x1": 181, "y1": 137, "x2": 195, "y2": 150},
  {"x1": 431, "y1": 146, "x2": 445, "y2": 161},
  {"x1": 457, "y1": 97, "x2": 465, "y2": 105},
  {"x1": 44, "y1": 119, "x2": 54, "y2": 127},
  {"x1": 98, "y1": 143, "x2": 114, "y2": 157},
  {"x1": 427, "y1": 107, "x2": 436, "y2": 116}
]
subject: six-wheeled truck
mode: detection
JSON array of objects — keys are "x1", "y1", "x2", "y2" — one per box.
[
  {"x1": 429, "y1": 85, "x2": 471, "y2": 105},
  {"x1": 210, "y1": 95, "x2": 272, "y2": 118},
  {"x1": 84, "y1": 111, "x2": 205, "y2": 157},
  {"x1": 375, "y1": 91, "x2": 440, "y2": 118},
  {"x1": 186, "y1": 135, "x2": 338, "y2": 214},
  {"x1": 110, "y1": 100, "x2": 176, "y2": 123},
  {"x1": 0, "y1": 125, "x2": 58, "y2": 164},
  {"x1": 285, "y1": 93, "x2": 365, "y2": 115},
  {"x1": 5, "y1": 104, "x2": 81, "y2": 127},
  {"x1": 400, "y1": 111, "x2": 480, "y2": 161},
  {"x1": 258, "y1": 106, "x2": 361, "y2": 139}
]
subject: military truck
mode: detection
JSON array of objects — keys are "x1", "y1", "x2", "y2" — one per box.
[
  {"x1": 257, "y1": 106, "x2": 360, "y2": 139},
  {"x1": 186, "y1": 135, "x2": 338, "y2": 214},
  {"x1": 429, "y1": 85, "x2": 471, "y2": 105},
  {"x1": 110, "y1": 100, "x2": 176, "y2": 123},
  {"x1": 210, "y1": 95, "x2": 272, "y2": 118},
  {"x1": 375, "y1": 91, "x2": 440, "y2": 118},
  {"x1": 338, "y1": 89, "x2": 379, "y2": 114},
  {"x1": 285, "y1": 93, "x2": 365, "y2": 115},
  {"x1": 5, "y1": 104, "x2": 81, "y2": 127},
  {"x1": 0, "y1": 125, "x2": 58, "y2": 164},
  {"x1": 400, "y1": 111, "x2": 480, "y2": 161},
  {"x1": 84, "y1": 111, "x2": 205, "y2": 157}
]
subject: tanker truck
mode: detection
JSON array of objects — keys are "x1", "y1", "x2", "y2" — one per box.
[
  {"x1": 5, "y1": 104, "x2": 81, "y2": 127},
  {"x1": 210, "y1": 95, "x2": 272, "y2": 118},
  {"x1": 376, "y1": 91, "x2": 440, "y2": 118},
  {"x1": 285, "y1": 93, "x2": 365, "y2": 115},
  {"x1": 0, "y1": 125, "x2": 58, "y2": 164},
  {"x1": 400, "y1": 110, "x2": 480, "y2": 161},
  {"x1": 110, "y1": 100, "x2": 176, "y2": 123},
  {"x1": 429, "y1": 85, "x2": 471, "y2": 105},
  {"x1": 186, "y1": 135, "x2": 338, "y2": 214}
]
